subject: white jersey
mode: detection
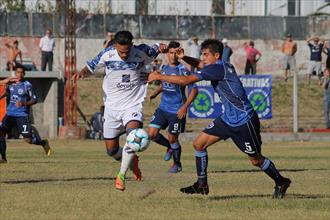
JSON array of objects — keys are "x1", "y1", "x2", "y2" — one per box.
[{"x1": 86, "y1": 44, "x2": 159, "y2": 111}]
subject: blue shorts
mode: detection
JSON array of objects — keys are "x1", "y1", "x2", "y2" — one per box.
[
  {"x1": 0, "y1": 115, "x2": 32, "y2": 138},
  {"x1": 203, "y1": 112, "x2": 262, "y2": 157},
  {"x1": 149, "y1": 108, "x2": 186, "y2": 135}
]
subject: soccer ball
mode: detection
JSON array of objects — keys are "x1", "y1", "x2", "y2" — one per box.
[{"x1": 126, "y1": 128, "x2": 150, "y2": 152}]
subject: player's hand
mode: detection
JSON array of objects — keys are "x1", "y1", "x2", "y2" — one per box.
[
  {"x1": 176, "y1": 47, "x2": 185, "y2": 59},
  {"x1": 72, "y1": 66, "x2": 90, "y2": 81},
  {"x1": 15, "y1": 101, "x2": 25, "y2": 107},
  {"x1": 158, "y1": 43, "x2": 168, "y2": 53},
  {"x1": 148, "y1": 71, "x2": 161, "y2": 83},
  {"x1": 177, "y1": 106, "x2": 187, "y2": 119}
]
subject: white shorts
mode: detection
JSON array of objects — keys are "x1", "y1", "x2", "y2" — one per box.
[
  {"x1": 103, "y1": 104, "x2": 143, "y2": 139},
  {"x1": 308, "y1": 61, "x2": 322, "y2": 75}
]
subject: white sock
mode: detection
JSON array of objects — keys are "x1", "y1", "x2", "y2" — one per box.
[{"x1": 119, "y1": 144, "x2": 135, "y2": 176}]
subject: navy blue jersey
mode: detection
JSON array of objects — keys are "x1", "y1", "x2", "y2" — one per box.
[
  {"x1": 6, "y1": 80, "x2": 37, "y2": 117},
  {"x1": 159, "y1": 64, "x2": 196, "y2": 114},
  {"x1": 196, "y1": 61, "x2": 254, "y2": 127},
  {"x1": 308, "y1": 43, "x2": 323, "y2": 61}
]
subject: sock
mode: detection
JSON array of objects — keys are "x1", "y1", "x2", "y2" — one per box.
[
  {"x1": 0, "y1": 138, "x2": 7, "y2": 161},
  {"x1": 171, "y1": 142, "x2": 181, "y2": 165},
  {"x1": 261, "y1": 158, "x2": 284, "y2": 184},
  {"x1": 195, "y1": 150, "x2": 208, "y2": 186},
  {"x1": 31, "y1": 134, "x2": 45, "y2": 146},
  {"x1": 153, "y1": 133, "x2": 171, "y2": 149},
  {"x1": 106, "y1": 146, "x2": 122, "y2": 161},
  {"x1": 119, "y1": 143, "x2": 135, "y2": 176}
]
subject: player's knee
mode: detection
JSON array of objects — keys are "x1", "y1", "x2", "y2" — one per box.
[
  {"x1": 249, "y1": 156, "x2": 264, "y2": 167},
  {"x1": 193, "y1": 140, "x2": 204, "y2": 151},
  {"x1": 106, "y1": 146, "x2": 119, "y2": 157},
  {"x1": 148, "y1": 130, "x2": 158, "y2": 140},
  {"x1": 168, "y1": 135, "x2": 177, "y2": 144},
  {"x1": 25, "y1": 138, "x2": 32, "y2": 144}
]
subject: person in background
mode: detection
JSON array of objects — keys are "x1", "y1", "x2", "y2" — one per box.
[
  {"x1": 39, "y1": 29, "x2": 55, "y2": 71},
  {"x1": 187, "y1": 36, "x2": 201, "y2": 59},
  {"x1": 281, "y1": 34, "x2": 297, "y2": 82},
  {"x1": 5, "y1": 40, "x2": 22, "y2": 71},
  {"x1": 103, "y1": 32, "x2": 115, "y2": 48},
  {"x1": 244, "y1": 40, "x2": 261, "y2": 75},
  {"x1": 221, "y1": 38, "x2": 233, "y2": 63},
  {"x1": 88, "y1": 105, "x2": 105, "y2": 140},
  {"x1": 320, "y1": 68, "x2": 330, "y2": 129},
  {"x1": 306, "y1": 36, "x2": 325, "y2": 84}
]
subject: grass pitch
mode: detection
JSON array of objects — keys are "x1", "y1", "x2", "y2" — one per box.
[{"x1": 0, "y1": 139, "x2": 329, "y2": 220}]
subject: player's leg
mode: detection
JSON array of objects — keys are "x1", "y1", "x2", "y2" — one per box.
[
  {"x1": 231, "y1": 112, "x2": 291, "y2": 199},
  {"x1": 0, "y1": 115, "x2": 11, "y2": 163},
  {"x1": 180, "y1": 118, "x2": 227, "y2": 195},
  {"x1": 149, "y1": 108, "x2": 172, "y2": 160},
  {"x1": 167, "y1": 115, "x2": 186, "y2": 173},
  {"x1": 115, "y1": 107, "x2": 144, "y2": 191},
  {"x1": 17, "y1": 116, "x2": 51, "y2": 155}
]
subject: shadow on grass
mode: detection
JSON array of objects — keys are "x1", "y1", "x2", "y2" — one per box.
[
  {"x1": 208, "y1": 194, "x2": 330, "y2": 200},
  {"x1": 1, "y1": 176, "x2": 119, "y2": 184},
  {"x1": 209, "y1": 168, "x2": 328, "y2": 174}
]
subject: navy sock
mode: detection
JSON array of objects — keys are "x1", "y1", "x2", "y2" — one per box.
[
  {"x1": 153, "y1": 133, "x2": 171, "y2": 149},
  {"x1": 171, "y1": 142, "x2": 181, "y2": 165},
  {"x1": 0, "y1": 139, "x2": 7, "y2": 161},
  {"x1": 107, "y1": 146, "x2": 122, "y2": 161},
  {"x1": 31, "y1": 134, "x2": 45, "y2": 146},
  {"x1": 261, "y1": 158, "x2": 284, "y2": 184},
  {"x1": 195, "y1": 150, "x2": 208, "y2": 186}
]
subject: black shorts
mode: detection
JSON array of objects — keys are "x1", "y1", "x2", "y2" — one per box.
[
  {"x1": 203, "y1": 112, "x2": 262, "y2": 157},
  {"x1": 0, "y1": 115, "x2": 32, "y2": 138},
  {"x1": 149, "y1": 108, "x2": 186, "y2": 135}
]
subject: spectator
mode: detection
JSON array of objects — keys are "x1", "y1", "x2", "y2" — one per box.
[
  {"x1": 186, "y1": 36, "x2": 201, "y2": 59},
  {"x1": 306, "y1": 36, "x2": 325, "y2": 84},
  {"x1": 5, "y1": 40, "x2": 22, "y2": 71},
  {"x1": 221, "y1": 38, "x2": 233, "y2": 63},
  {"x1": 244, "y1": 40, "x2": 261, "y2": 75},
  {"x1": 282, "y1": 34, "x2": 297, "y2": 82},
  {"x1": 39, "y1": 29, "x2": 55, "y2": 71},
  {"x1": 323, "y1": 40, "x2": 330, "y2": 71},
  {"x1": 320, "y1": 68, "x2": 330, "y2": 129},
  {"x1": 88, "y1": 105, "x2": 105, "y2": 140},
  {"x1": 103, "y1": 32, "x2": 115, "y2": 48}
]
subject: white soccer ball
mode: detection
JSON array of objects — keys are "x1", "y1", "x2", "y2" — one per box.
[{"x1": 126, "y1": 128, "x2": 150, "y2": 152}]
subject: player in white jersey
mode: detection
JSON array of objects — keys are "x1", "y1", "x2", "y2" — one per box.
[{"x1": 74, "y1": 31, "x2": 167, "y2": 191}]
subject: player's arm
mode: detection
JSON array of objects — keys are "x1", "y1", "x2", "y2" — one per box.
[
  {"x1": 148, "y1": 71, "x2": 200, "y2": 86},
  {"x1": 0, "y1": 76, "x2": 19, "y2": 85},
  {"x1": 72, "y1": 48, "x2": 108, "y2": 80},
  {"x1": 177, "y1": 86, "x2": 198, "y2": 119},
  {"x1": 176, "y1": 47, "x2": 203, "y2": 69},
  {"x1": 16, "y1": 84, "x2": 37, "y2": 107},
  {"x1": 136, "y1": 43, "x2": 168, "y2": 60},
  {"x1": 149, "y1": 84, "x2": 163, "y2": 101}
]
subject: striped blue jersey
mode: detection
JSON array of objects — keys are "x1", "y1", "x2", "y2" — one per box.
[
  {"x1": 6, "y1": 80, "x2": 37, "y2": 117},
  {"x1": 159, "y1": 64, "x2": 196, "y2": 114},
  {"x1": 196, "y1": 61, "x2": 254, "y2": 126}
]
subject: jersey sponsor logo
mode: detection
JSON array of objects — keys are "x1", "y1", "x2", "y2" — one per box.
[{"x1": 116, "y1": 81, "x2": 141, "y2": 90}]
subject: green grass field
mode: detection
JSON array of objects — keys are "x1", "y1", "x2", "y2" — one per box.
[{"x1": 0, "y1": 139, "x2": 329, "y2": 220}]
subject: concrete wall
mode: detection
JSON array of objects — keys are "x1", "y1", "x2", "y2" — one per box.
[
  {"x1": 1, "y1": 37, "x2": 328, "y2": 76},
  {"x1": 0, "y1": 71, "x2": 61, "y2": 139}
]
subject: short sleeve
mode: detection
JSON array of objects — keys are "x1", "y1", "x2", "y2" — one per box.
[
  {"x1": 86, "y1": 48, "x2": 109, "y2": 72},
  {"x1": 198, "y1": 64, "x2": 224, "y2": 81}
]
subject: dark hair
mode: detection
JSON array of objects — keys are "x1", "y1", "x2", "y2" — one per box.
[
  {"x1": 201, "y1": 39, "x2": 223, "y2": 55},
  {"x1": 13, "y1": 40, "x2": 18, "y2": 45},
  {"x1": 14, "y1": 63, "x2": 25, "y2": 72},
  {"x1": 168, "y1": 41, "x2": 180, "y2": 49},
  {"x1": 114, "y1": 31, "x2": 133, "y2": 45}
]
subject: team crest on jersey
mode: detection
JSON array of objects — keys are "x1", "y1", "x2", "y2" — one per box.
[
  {"x1": 18, "y1": 88, "x2": 24, "y2": 95},
  {"x1": 122, "y1": 74, "x2": 131, "y2": 83}
]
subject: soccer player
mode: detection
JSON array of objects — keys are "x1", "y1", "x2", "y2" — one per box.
[
  {"x1": 148, "y1": 41, "x2": 198, "y2": 173},
  {"x1": 148, "y1": 39, "x2": 291, "y2": 199},
  {"x1": 73, "y1": 30, "x2": 167, "y2": 191},
  {"x1": 0, "y1": 66, "x2": 52, "y2": 163}
]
